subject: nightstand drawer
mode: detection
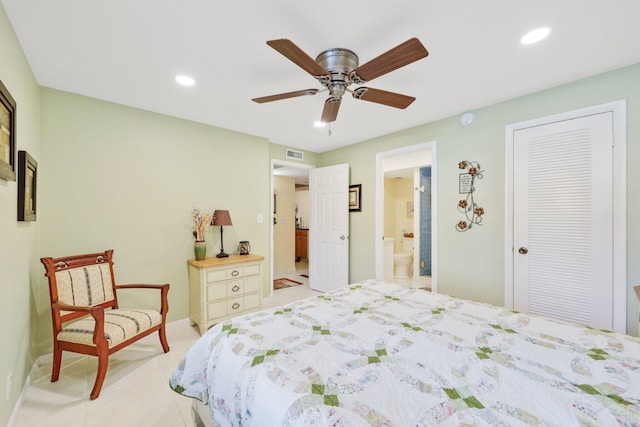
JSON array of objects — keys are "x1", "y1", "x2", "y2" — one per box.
[
  {"x1": 242, "y1": 264, "x2": 260, "y2": 277},
  {"x1": 205, "y1": 264, "x2": 260, "y2": 283},
  {"x1": 207, "y1": 297, "x2": 244, "y2": 320},
  {"x1": 243, "y1": 276, "x2": 260, "y2": 293},
  {"x1": 205, "y1": 269, "x2": 229, "y2": 283},
  {"x1": 207, "y1": 279, "x2": 253, "y2": 302},
  {"x1": 244, "y1": 292, "x2": 260, "y2": 310}
]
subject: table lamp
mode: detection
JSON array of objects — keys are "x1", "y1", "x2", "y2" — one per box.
[{"x1": 211, "y1": 210, "x2": 232, "y2": 258}]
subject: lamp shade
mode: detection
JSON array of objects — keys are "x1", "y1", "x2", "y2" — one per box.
[{"x1": 211, "y1": 210, "x2": 232, "y2": 226}]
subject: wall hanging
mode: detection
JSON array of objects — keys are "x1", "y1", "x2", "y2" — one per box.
[
  {"x1": 349, "y1": 184, "x2": 362, "y2": 212},
  {"x1": 456, "y1": 160, "x2": 484, "y2": 232},
  {"x1": 0, "y1": 80, "x2": 16, "y2": 181},
  {"x1": 17, "y1": 150, "x2": 37, "y2": 221}
]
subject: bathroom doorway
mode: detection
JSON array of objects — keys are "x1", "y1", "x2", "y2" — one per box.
[{"x1": 375, "y1": 142, "x2": 437, "y2": 291}]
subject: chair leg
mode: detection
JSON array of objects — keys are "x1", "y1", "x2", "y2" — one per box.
[
  {"x1": 51, "y1": 347, "x2": 62, "y2": 382},
  {"x1": 159, "y1": 325, "x2": 170, "y2": 353},
  {"x1": 90, "y1": 348, "x2": 109, "y2": 400}
]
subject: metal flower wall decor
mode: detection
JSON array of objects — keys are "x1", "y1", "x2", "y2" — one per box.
[{"x1": 456, "y1": 160, "x2": 484, "y2": 232}]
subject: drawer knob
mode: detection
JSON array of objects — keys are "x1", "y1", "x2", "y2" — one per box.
[
  {"x1": 232, "y1": 302, "x2": 240, "y2": 310},
  {"x1": 231, "y1": 270, "x2": 240, "y2": 277},
  {"x1": 232, "y1": 285, "x2": 240, "y2": 292}
]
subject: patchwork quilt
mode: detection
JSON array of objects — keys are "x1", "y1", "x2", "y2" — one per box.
[{"x1": 170, "y1": 280, "x2": 640, "y2": 426}]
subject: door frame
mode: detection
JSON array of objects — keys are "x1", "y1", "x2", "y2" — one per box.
[
  {"x1": 375, "y1": 141, "x2": 438, "y2": 292},
  {"x1": 269, "y1": 159, "x2": 314, "y2": 299},
  {"x1": 504, "y1": 100, "x2": 627, "y2": 333}
]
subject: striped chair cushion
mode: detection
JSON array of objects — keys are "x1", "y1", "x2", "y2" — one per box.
[
  {"x1": 57, "y1": 309, "x2": 162, "y2": 348},
  {"x1": 55, "y1": 264, "x2": 115, "y2": 307}
]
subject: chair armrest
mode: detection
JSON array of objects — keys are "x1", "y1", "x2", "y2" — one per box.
[
  {"x1": 114, "y1": 284, "x2": 170, "y2": 316},
  {"x1": 52, "y1": 302, "x2": 108, "y2": 346},
  {"x1": 114, "y1": 284, "x2": 169, "y2": 290}
]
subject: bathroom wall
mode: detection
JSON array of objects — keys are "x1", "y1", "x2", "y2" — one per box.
[
  {"x1": 393, "y1": 177, "x2": 414, "y2": 252},
  {"x1": 383, "y1": 178, "x2": 396, "y2": 239}
]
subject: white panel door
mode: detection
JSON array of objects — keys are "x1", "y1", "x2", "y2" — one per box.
[
  {"x1": 309, "y1": 163, "x2": 349, "y2": 292},
  {"x1": 513, "y1": 112, "x2": 613, "y2": 329}
]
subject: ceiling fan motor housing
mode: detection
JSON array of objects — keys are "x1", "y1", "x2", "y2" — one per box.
[{"x1": 315, "y1": 48, "x2": 359, "y2": 100}]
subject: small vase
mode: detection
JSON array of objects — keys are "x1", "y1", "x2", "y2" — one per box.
[{"x1": 194, "y1": 241, "x2": 207, "y2": 261}]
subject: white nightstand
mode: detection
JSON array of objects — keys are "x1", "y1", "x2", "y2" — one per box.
[{"x1": 188, "y1": 254, "x2": 264, "y2": 335}]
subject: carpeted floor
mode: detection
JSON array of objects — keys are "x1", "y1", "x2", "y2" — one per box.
[{"x1": 273, "y1": 277, "x2": 303, "y2": 290}]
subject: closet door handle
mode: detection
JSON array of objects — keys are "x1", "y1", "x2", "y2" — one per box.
[{"x1": 518, "y1": 247, "x2": 528, "y2": 254}]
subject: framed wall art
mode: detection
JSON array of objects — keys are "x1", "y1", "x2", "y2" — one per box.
[
  {"x1": 349, "y1": 184, "x2": 361, "y2": 212},
  {"x1": 0, "y1": 80, "x2": 16, "y2": 181},
  {"x1": 18, "y1": 150, "x2": 37, "y2": 221},
  {"x1": 407, "y1": 201, "x2": 414, "y2": 218}
]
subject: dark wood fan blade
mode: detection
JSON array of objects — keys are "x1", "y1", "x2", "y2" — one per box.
[
  {"x1": 321, "y1": 98, "x2": 341, "y2": 123},
  {"x1": 350, "y1": 38, "x2": 428, "y2": 83},
  {"x1": 352, "y1": 87, "x2": 415, "y2": 109},
  {"x1": 252, "y1": 89, "x2": 319, "y2": 103},
  {"x1": 266, "y1": 39, "x2": 330, "y2": 78}
]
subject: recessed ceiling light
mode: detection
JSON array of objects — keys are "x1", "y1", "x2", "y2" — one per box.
[
  {"x1": 175, "y1": 75, "x2": 195, "y2": 86},
  {"x1": 520, "y1": 27, "x2": 551, "y2": 45},
  {"x1": 314, "y1": 121, "x2": 326, "y2": 128}
]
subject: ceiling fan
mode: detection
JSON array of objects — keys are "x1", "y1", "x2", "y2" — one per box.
[{"x1": 252, "y1": 38, "x2": 429, "y2": 123}]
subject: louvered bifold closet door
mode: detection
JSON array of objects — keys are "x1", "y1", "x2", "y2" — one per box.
[{"x1": 513, "y1": 112, "x2": 613, "y2": 329}]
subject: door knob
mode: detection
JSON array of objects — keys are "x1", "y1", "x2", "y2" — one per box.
[
  {"x1": 518, "y1": 247, "x2": 528, "y2": 254},
  {"x1": 340, "y1": 235, "x2": 346, "y2": 240}
]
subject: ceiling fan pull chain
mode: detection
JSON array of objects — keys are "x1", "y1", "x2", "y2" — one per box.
[{"x1": 328, "y1": 123, "x2": 332, "y2": 136}]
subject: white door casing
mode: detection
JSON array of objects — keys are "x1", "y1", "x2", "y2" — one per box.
[
  {"x1": 375, "y1": 142, "x2": 437, "y2": 292},
  {"x1": 309, "y1": 163, "x2": 349, "y2": 292},
  {"x1": 505, "y1": 100, "x2": 627, "y2": 333}
]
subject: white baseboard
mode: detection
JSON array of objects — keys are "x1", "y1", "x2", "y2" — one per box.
[
  {"x1": 7, "y1": 317, "x2": 192, "y2": 426},
  {"x1": 6, "y1": 358, "x2": 40, "y2": 427}
]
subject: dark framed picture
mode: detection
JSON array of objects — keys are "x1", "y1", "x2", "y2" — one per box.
[
  {"x1": 18, "y1": 150, "x2": 37, "y2": 221},
  {"x1": 0, "y1": 80, "x2": 17, "y2": 181},
  {"x1": 349, "y1": 184, "x2": 361, "y2": 212}
]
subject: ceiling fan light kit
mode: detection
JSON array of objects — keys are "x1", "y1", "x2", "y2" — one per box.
[{"x1": 252, "y1": 38, "x2": 428, "y2": 124}]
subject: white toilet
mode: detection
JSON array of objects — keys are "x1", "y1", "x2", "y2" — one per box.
[{"x1": 393, "y1": 238, "x2": 414, "y2": 281}]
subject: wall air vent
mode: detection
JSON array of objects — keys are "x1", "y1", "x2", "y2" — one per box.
[{"x1": 285, "y1": 148, "x2": 304, "y2": 161}]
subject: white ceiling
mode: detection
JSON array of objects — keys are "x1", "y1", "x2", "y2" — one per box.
[{"x1": 3, "y1": 0, "x2": 639, "y2": 153}]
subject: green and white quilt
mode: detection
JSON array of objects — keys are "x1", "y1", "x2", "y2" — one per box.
[{"x1": 170, "y1": 280, "x2": 640, "y2": 426}]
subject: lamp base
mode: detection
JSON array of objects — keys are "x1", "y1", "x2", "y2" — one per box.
[{"x1": 216, "y1": 251, "x2": 229, "y2": 258}]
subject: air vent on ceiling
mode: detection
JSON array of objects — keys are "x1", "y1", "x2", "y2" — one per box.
[{"x1": 285, "y1": 148, "x2": 304, "y2": 161}]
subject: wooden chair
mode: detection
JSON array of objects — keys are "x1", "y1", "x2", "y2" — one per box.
[{"x1": 41, "y1": 249, "x2": 170, "y2": 400}]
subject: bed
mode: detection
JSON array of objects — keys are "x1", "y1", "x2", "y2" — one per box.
[{"x1": 170, "y1": 279, "x2": 640, "y2": 426}]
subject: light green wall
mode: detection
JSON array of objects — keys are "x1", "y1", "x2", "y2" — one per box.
[
  {"x1": 0, "y1": 4, "x2": 41, "y2": 425},
  {"x1": 269, "y1": 143, "x2": 320, "y2": 166},
  {"x1": 37, "y1": 88, "x2": 273, "y2": 354},
  {"x1": 319, "y1": 63, "x2": 640, "y2": 334}
]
